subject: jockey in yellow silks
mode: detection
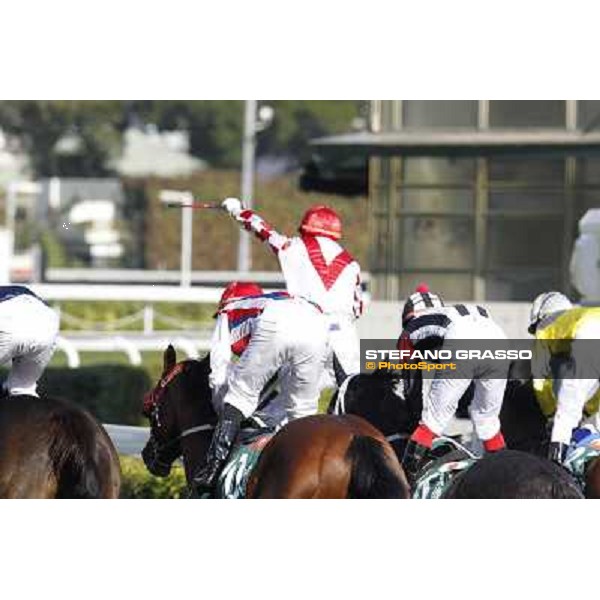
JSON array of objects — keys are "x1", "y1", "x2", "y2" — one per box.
[{"x1": 529, "y1": 291, "x2": 600, "y2": 465}]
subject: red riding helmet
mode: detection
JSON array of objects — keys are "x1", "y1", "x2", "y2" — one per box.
[
  {"x1": 216, "y1": 281, "x2": 264, "y2": 313},
  {"x1": 299, "y1": 205, "x2": 342, "y2": 240}
]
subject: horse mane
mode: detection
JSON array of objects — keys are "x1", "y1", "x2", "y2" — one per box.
[
  {"x1": 167, "y1": 354, "x2": 216, "y2": 424},
  {"x1": 359, "y1": 368, "x2": 405, "y2": 398},
  {"x1": 500, "y1": 380, "x2": 547, "y2": 454},
  {"x1": 369, "y1": 368, "x2": 402, "y2": 384},
  {"x1": 181, "y1": 353, "x2": 210, "y2": 372},
  {"x1": 180, "y1": 354, "x2": 212, "y2": 393}
]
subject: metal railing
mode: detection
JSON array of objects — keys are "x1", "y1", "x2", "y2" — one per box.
[{"x1": 55, "y1": 333, "x2": 210, "y2": 367}]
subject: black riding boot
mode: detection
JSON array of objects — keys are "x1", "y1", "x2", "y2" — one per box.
[
  {"x1": 401, "y1": 440, "x2": 430, "y2": 486},
  {"x1": 193, "y1": 404, "x2": 244, "y2": 495},
  {"x1": 548, "y1": 441, "x2": 569, "y2": 467}
]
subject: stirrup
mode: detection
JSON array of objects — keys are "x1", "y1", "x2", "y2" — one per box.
[
  {"x1": 193, "y1": 457, "x2": 225, "y2": 488},
  {"x1": 548, "y1": 442, "x2": 569, "y2": 466}
]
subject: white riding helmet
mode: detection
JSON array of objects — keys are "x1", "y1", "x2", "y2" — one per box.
[{"x1": 528, "y1": 291, "x2": 573, "y2": 334}]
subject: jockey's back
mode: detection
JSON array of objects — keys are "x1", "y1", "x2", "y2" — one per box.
[
  {"x1": 215, "y1": 291, "x2": 293, "y2": 357},
  {"x1": 273, "y1": 234, "x2": 362, "y2": 320},
  {"x1": 403, "y1": 303, "x2": 502, "y2": 347},
  {"x1": 222, "y1": 201, "x2": 363, "y2": 322},
  {"x1": 533, "y1": 306, "x2": 600, "y2": 419}
]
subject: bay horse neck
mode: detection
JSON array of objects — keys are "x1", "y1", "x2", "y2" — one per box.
[{"x1": 167, "y1": 358, "x2": 217, "y2": 483}]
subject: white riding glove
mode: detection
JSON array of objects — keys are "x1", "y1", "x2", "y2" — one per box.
[{"x1": 222, "y1": 197, "x2": 243, "y2": 217}]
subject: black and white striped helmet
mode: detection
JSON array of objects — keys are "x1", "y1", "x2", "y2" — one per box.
[{"x1": 402, "y1": 291, "x2": 445, "y2": 326}]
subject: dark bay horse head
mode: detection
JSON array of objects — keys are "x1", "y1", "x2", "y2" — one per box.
[{"x1": 141, "y1": 345, "x2": 216, "y2": 482}]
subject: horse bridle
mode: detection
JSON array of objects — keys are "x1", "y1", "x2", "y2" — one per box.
[{"x1": 143, "y1": 362, "x2": 215, "y2": 470}]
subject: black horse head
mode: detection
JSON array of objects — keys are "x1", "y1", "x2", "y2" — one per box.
[{"x1": 141, "y1": 345, "x2": 216, "y2": 479}]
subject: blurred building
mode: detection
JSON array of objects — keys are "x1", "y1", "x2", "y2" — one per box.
[
  {"x1": 313, "y1": 100, "x2": 600, "y2": 302},
  {"x1": 0, "y1": 128, "x2": 30, "y2": 189},
  {"x1": 112, "y1": 127, "x2": 206, "y2": 178},
  {"x1": 3, "y1": 178, "x2": 126, "y2": 281}
]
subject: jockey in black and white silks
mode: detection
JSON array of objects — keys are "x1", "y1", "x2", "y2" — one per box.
[{"x1": 399, "y1": 290, "x2": 509, "y2": 482}]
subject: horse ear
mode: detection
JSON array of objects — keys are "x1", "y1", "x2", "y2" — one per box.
[
  {"x1": 332, "y1": 353, "x2": 348, "y2": 387},
  {"x1": 164, "y1": 344, "x2": 177, "y2": 372}
]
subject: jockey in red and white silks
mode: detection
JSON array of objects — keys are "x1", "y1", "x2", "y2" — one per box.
[
  {"x1": 194, "y1": 287, "x2": 329, "y2": 493},
  {"x1": 210, "y1": 286, "x2": 329, "y2": 424},
  {"x1": 221, "y1": 198, "x2": 363, "y2": 385},
  {"x1": 209, "y1": 281, "x2": 266, "y2": 413}
]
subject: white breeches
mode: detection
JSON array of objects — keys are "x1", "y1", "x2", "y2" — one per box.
[
  {"x1": 224, "y1": 299, "x2": 329, "y2": 421},
  {"x1": 421, "y1": 317, "x2": 508, "y2": 441},
  {"x1": 553, "y1": 378, "x2": 600, "y2": 444},
  {"x1": 320, "y1": 315, "x2": 361, "y2": 389},
  {"x1": 0, "y1": 295, "x2": 60, "y2": 396}
]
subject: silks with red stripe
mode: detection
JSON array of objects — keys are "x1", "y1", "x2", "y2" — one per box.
[{"x1": 302, "y1": 235, "x2": 354, "y2": 290}]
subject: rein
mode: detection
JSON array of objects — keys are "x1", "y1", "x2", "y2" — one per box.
[
  {"x1": 144, "y1": 360, "x2": 216, "y2": 461},
  {"x1": 386, "y1": 433, "x2": 409, "y2": 443},
  {"x1": 152, "y1": 422, "x2": 215, "y2": 455},
  {"x1": 180, "y1": 423, "x2": 215, "y2": 440}
]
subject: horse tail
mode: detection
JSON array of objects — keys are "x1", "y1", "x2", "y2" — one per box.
[
  {"x1": 49, "y1": 405, "x2": 120, "y2": 498},
  {"x1": 345, "y1": 435, "x2": 409, "y2": 499}
]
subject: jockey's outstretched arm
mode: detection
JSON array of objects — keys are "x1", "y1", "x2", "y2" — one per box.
[{"x1": 222, "y1": 197, "x2": 290, "y2": 254}]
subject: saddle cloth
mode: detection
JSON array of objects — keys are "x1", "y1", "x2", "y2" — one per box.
[
  {"x1": 412, "y1": 438, "x2": 477, "y2": 499},
  {"x1": 215, "y1": 433, "x2": 273, "y2": 499},
  {"x1": 564, "y1": 430, "x2": 600, "y2": 484}
]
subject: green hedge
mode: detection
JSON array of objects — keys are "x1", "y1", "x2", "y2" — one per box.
[
  {"x1": 37, "y1": 364, "x2": 152, "y2": 425},
  {"x1": 120, "y1": 455, "x2": 188, "y2": 499}
]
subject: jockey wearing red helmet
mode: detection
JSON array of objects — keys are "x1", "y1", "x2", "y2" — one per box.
[
  {"x1": 216, "y1": 281, "x2": 264, "y2": 314},
  {"x1": 211, "y1": 281, "x2": 266, "y2": 397},
  {"x1": 221, "y1": 197, "x2": 363, "y2": 384},
  {"x1": 298, "y1": 205, "x2": 342, "y2": 240},
  {"x1": 196, "y1": 282, "x2": 328, "y2": 495}
]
